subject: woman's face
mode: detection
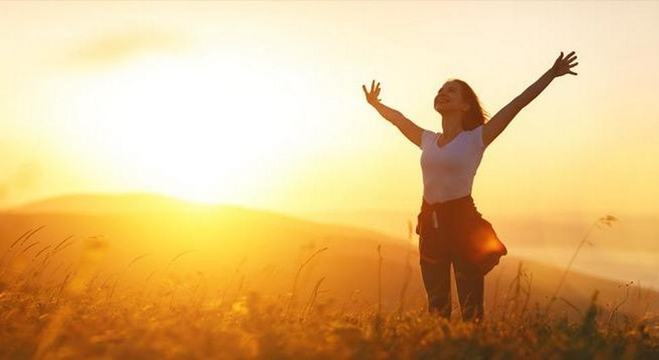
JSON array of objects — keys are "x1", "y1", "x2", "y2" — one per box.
[{"x1": 434, "y1": 81, "x2": 468, "y2": 114}]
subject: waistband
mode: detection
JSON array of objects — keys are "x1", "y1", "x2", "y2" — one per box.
[{"x1": 421, "y1": 195, "x2": 475, "y2": 213}]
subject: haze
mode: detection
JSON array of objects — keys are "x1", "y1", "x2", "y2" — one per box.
[{"x1": 1, "y1": 1, "x2": 658, "y2": 219}]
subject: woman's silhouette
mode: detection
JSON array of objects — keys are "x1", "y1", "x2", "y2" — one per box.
[{"x1": 363, "y1": 51, "x2": 578, "y2": 321}]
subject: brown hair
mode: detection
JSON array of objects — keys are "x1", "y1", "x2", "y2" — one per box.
[{"x1": 450, "y1": 79, "x2": 489, "y2": 131}]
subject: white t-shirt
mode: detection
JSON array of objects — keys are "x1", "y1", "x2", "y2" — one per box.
[{"x1": 419, "y1": 126, "x2": 486, "y2": 204}]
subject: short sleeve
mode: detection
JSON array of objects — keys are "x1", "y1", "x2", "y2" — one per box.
[
  {"x1": 420, "y1": 130, "x2": 438, "y2": 150},
  {"x1": 471, "y1": 125, "x2": 485, "y2": 149}
]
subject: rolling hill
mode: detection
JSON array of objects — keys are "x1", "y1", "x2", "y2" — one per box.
[{"x1": 2, "y1": 193, "x2": 656, "y2": 318}]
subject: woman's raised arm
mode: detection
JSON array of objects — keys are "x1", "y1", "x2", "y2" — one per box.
[
  {"x1": 482, "y1": 51, "x2": 579, "y2": 147},
  {"x1": 363, "y1": 80, "x2": 424, "y2": 147}
]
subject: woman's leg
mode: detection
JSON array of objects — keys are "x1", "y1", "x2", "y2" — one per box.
[
  {"x1": 453, "y1": 256, "x2": 484, "y2": 321},
  {"x1": 420, "y1": 259, "x2": 452, "y2": 318},
  {"x1": 418, "y1": 209, "x2": 453, "y2": 318}
]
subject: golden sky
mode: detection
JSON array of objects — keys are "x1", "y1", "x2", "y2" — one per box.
[{"x1": 1, "y1": 1, "x2": 658, "y2": 217}]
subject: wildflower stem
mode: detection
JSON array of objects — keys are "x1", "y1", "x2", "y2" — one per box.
[{"x1": 546, "y1": 215, "x2": 617, "y2": 314}]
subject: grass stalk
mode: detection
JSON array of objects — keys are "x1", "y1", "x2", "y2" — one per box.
[
  {"x1": 288, "y1": 247, "x2": 327, "y2": 314},
  {"x1": 546, "y1": 215, "x2": 617, "y2": 314}
]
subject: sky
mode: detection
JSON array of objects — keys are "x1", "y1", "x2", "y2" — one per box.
[{"x1": 1, "y1": 1, "x2": 658, "y2": 218}]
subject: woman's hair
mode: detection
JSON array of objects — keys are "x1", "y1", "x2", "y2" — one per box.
[{"x1": 450, "y1": 79, "x2": 489, "y2": 131}]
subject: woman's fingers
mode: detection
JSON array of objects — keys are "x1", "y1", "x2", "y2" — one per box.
[
  {"x1": 565, "y1": 51, "x2": 578, "y2": 75},
  {"x1": 372, "y1": 81, "x2": 381, "y2": 94},
  {"x1": 362, "y1": 80, "x2": 382, "y2": 104},
  {"x1": 363, "y1": 81, "x2": 381, "y2": 96},
  {"x1": 552, "y1": 51, "x2": 578, "y2": 76},
  {"x1": 561, "y1": 51, "x2": 577, "y2": 64}
]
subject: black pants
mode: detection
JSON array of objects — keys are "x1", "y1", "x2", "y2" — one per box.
[
  {"x1": 416, "y1": 195, "x2": 498, "y2": 321},
  {"x1": 420, "y1": 250, "x2": 484, "y2": 321}
]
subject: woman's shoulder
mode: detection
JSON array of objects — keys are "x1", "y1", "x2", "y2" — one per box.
[
  {"x1": 466, "y1": 125, "x2": 483, "y2": 134},
  {"x1": 460, "y1": 125, "x2": 483, "y2": 139},
  {"x1": 466, "y1": 125, "x2": 485, "y2": 148},
  {"x1": 420, "y1": 129, "x2": 439, "y2": 149}
]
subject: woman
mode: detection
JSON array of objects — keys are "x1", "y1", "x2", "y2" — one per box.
[{"x1": 362, "y1": 51, "x2": 579, "y2": 321}]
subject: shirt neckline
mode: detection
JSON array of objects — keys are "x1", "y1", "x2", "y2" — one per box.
[{"x1": 435, "y1": 131, "x2": 464, "y2": 149}]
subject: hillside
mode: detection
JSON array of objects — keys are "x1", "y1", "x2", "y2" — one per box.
[
  {"x1": 2, "y1": 193, "x2": 657, "y2": 318},
  {"x1": 9, "y1": 193, "x2": 238, "y2": 215}
]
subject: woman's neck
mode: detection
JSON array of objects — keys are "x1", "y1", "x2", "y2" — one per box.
[{"x1": 440, "y1": 113, "x2": 464, "y2": 137}]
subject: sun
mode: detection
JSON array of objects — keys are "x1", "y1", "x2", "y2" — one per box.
[{"x1": 53, "y1": 52, "x2": 304, "y2": 205}]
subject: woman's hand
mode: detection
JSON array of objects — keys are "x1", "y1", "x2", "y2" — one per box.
[
  {"x1": 362, "y1": 80, "x2": 423, "y2": 146},
  {"x1": 551, "y1": 51, "x2": 579, "y2": 77},
  {"x1": 362, "y1": 80, "x2": 381, "y2": 106}
]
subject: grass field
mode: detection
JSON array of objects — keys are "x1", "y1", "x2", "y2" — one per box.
[{"x1": 1, "y1": 228, "x2": 658, "y2": 360}]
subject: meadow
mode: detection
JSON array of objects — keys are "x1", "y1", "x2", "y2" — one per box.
[{"x1": 1, "y1": 195, "x2": 658, "y2": 359}]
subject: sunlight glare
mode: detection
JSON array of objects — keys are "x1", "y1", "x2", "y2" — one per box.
[{"x1": 54, "y1": 52, "x2": 308, "y2": 204}]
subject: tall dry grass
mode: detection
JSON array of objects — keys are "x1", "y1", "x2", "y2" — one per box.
[{"x1": 0, "y1": 217, "x2": 658, "y2": 359}]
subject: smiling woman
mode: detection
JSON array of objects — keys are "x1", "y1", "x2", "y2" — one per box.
[{"x1": 42, "y1": 52, "x2": 309, "y2": 205}]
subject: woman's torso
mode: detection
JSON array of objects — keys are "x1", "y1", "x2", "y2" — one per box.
[{"x1": 419, "y1": 125, "x2": 486, "y2": 204}]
